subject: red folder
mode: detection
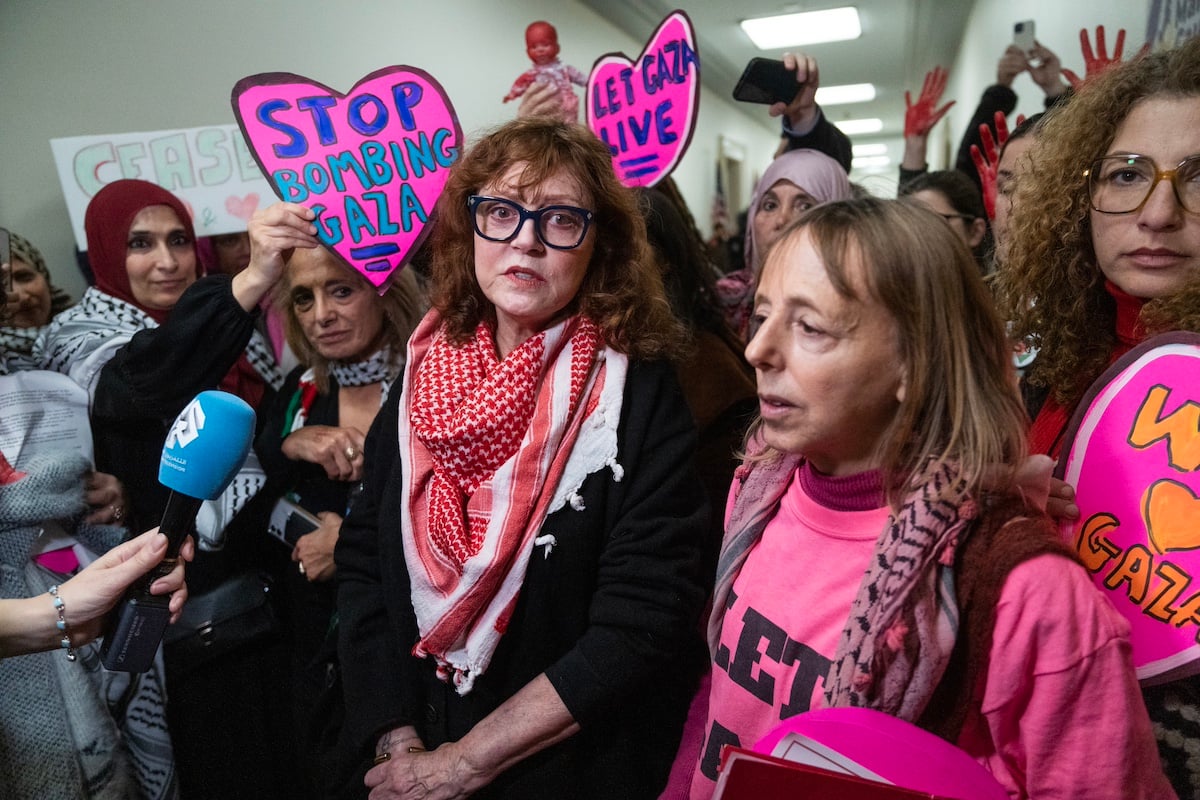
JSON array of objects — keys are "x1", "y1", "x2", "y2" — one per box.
[{"x1": 713, "y1": 746, "x2": 961, "y2": 800}]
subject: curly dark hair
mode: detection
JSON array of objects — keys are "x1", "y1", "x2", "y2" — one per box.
[
  {"x1": 993, "y1": 36, "x2": 1200, "y2": 408},
  {"x1": 427, "y1": 117, "x2": 684, "y2": 359}
]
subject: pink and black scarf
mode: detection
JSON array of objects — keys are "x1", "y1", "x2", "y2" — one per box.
[{"x1": 709, "y1": 441, "x2": 976, "y2": 720}]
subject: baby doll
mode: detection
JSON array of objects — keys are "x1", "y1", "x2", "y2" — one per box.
[{"x1": 503, "y1": 21, "x2": 587, "y2": 123}]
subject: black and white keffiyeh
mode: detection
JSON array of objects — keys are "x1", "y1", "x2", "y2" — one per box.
[
  {"x1": 34, "y1": 287, "x2": 281, "y2": 395},
  {"x1": 329, "y1": 345, "x2": 397, "y2": 389},
  {"x1": 288, "y1": 346, "x2": 403, "y2": 434},
  {"x1": 0, "y1": 326, "x2": 42, "y2": 375}
]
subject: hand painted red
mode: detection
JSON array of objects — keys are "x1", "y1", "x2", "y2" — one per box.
[
  {"x1": 1063, "y1": 26, "x2": 1150, "y2": 88},
  {"x1": 904, "y1": 66, "x2": 956, "y2": 138},
  {"x1": 970, "y1": 111, "x2": 1010, "y2": 220}
]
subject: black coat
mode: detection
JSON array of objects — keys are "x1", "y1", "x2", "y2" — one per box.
[
  {"x1": 90, "y1": 275, "x2": 262, "y2": 535},
  {"x1": 335, "y1": 358, "x2": 711, "y2": 798}
]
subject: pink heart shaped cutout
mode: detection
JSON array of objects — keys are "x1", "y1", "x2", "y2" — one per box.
[
  {"x1": 225, "y1": 193, "x2": 260, "y2": 221},
  {"x1": 586, "y1": 11, "x2": 700, "y2": 188},
  {"x1": 1059, "y1": 334, "x2": 1200, "y2": 681},
  {"x1": 232, "y1": 66, "x2": 461, "y2": 289}
]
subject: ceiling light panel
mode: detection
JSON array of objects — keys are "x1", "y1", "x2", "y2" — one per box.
[
  {"x1": 741, "y1": 7, "x2": 862, "y2": 50},
  {"x1": 834, "y1": 118, "x2": 883, "y2": 135},
  {"x1": 815, "y1": 83, "x2": 875, "y2": 106}
]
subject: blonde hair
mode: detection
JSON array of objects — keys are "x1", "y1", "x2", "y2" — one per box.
[
  {"x1": 994, "y1": 36, "x2": 1200, "y2": 407},
  {"x1": 427, "y1": 117, "x2": 684, "y2": 359},
  {"x1": 278, "y1": 247, "x2": 426, "y2": 393},
  {"x1": 750, "y1": 198, "x2": 1027, "y2": 507}
]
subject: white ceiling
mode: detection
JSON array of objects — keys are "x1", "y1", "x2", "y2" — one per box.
[{"x1": 579, "y1": 0, "x2": 977, "y2": 152}]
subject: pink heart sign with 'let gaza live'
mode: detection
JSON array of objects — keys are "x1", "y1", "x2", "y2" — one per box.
[
  {"x1": 586, "y1": 10, "x2": 699, "y2": 188},
  {"x1": 1058, "y1": 333, "x2": 1200, "y2": 683},
  {"x1": 232, "y1": 66, "x2": 461, "y2": 290}
]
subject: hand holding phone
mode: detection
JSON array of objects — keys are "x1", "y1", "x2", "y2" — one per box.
[
  {"x1": 1014, "y1": 20, "x2": 1037, "y2": 61},
  {"x1": 733, "y1": 58, "x2": 801, "y2": 105},
  {"x1": 267, "y1": 496, "x2": 321, "y2": 548}
]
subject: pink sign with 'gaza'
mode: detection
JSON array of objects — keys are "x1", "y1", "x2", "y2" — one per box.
[
  {"x1": 233, "y1": 66, "x2": 460, "y2": 290},
  {"x1": 586, "y1": 10, "x2": 699, "y2": 187},
  {"x1": 1058, "y1": 333, "x2": 1200, "y2": 682}
]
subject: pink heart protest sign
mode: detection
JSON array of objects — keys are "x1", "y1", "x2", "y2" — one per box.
[
  {"x1": 1058, "y1": 333, "x2": 1200, "y2": 682},
  {"x1": 232, "y1": 66, "x2": 461, "y2": 290},
  {"x1": 586, "y1": 10, "x2": 699, "y2": 188}
]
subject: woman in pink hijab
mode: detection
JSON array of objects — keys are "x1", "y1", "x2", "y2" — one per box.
[{"x1": 716, "y1": 149, "x2": 853, "y2": 340}]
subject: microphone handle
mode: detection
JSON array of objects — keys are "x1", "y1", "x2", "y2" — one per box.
[
  {"x1": 100, "y1": 490, "x2": 201, "y2": 672},
  {"x1": 159, "y1": 490, "x2": 201, "y2": 555},
  {"x1": 130, "y1": 490, "x2": 201, "y2": 593}
]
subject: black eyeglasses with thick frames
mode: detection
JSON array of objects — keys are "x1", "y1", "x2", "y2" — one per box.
[
  {"x1": 467, "y1": 195, "x2": 595, "y2": 250},
  {"x1": 1086, "y1": 154, "x2": 1200, "y2": 215}
]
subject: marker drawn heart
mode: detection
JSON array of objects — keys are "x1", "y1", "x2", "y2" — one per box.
[
  {"x1": 1144, "y1": 479, "x2": 1200, "y2": 554},
  {"x1": 1058, "y1": 333, "x2": 1200, "y2": 679},
  {"x1": 232, "y1": 66, "x2": 461, "y2": 290},
  {"x1": 225, "y1": 193, "x2": 260, "y2": 221},
  {"x1": 586, "y1": 10, "x2": 700, "y2": 188}
]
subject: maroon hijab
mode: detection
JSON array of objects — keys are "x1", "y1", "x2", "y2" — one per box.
[
  {"x1": 83, "y1": 179, "x2": 200, "y2": 324},
  {"x1": 82, "y1": 180, "x2": 269, "y2": 407}
]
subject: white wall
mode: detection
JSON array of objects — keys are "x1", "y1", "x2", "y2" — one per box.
[
  {"x1": 944, "y1": 0, "x2": 1150, "y2": 163},
  {"x1": 0, "y1": 0, "x2": 780, "y2": 301},
  {"x1": 803, "y1": 2, "x2": 1154, "y2": 195}
]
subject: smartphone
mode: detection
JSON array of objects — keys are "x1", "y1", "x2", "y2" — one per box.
[
  {"x1": 733, "y1": 58, "x2": 800, "y2": 105},
  {"x1": 267, "y1": 496, "x2": 321, "y2": 548},
  {"x1": 1013, "y1": 20, "x2": 1036, "y2": 58}
]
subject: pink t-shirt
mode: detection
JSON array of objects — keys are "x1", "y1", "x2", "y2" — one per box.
[
  {"x1": 688, "y1": 469, "x2": 885, "y2": 797},
  {"x1": 679, "y1": 471, "x2": 1174, "y2": 800}
]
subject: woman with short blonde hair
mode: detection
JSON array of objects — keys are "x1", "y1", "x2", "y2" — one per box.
[{"x1": 677, "y1": 198, "x2": 1169, "y2": 799}]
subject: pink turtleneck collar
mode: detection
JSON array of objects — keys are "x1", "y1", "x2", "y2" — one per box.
[{"x1": 797, "y1": 459, "x2": 886, "y2": 512}]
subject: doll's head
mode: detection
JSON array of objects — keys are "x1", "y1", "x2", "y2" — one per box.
[{"x1": 526, "y1": 21, "x2": 560, "y2": 66}]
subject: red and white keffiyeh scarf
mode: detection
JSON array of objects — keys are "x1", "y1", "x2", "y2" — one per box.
[{"x1": 399, "y1": 310, "x2": 627, "y2": 694}]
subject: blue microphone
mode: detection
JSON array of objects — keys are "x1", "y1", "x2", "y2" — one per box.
[{"x1": 101, "y1": 391, "x2": 255, "y2": 672}]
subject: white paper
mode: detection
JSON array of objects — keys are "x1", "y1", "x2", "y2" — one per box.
[
  {"x1": 771, "y1": 732, "x2": 891, "y2": 783},
  {"x1": 0, "y1": 371, "x2": 93, "y2": 467}
]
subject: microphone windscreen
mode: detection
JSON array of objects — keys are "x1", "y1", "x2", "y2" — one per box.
[{"x1": 158, "y1": 390, "x2": 255, "y2": 500}]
